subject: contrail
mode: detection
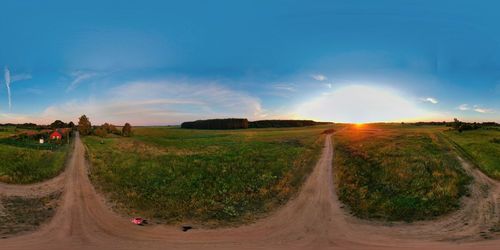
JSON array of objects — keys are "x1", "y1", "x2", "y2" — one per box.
[{"x1": 4, "y1": 67, "x2": 11, "y2": 111}]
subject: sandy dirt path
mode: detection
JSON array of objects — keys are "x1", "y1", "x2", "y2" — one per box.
[{"x1": 1, "y1": 132, "x2": 500, "y2": 249}]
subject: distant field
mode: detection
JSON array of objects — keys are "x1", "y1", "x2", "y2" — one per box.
[
  {"x1": 444, "y1": 127, "x2": 500, "y2": 179},
  {"x1": 83, "y1": 125, "x2": 330, "y2": 225},
  {"x1": 333, "y1": 124, "x2": 471, "y2": 221},
  {"x1": 0, "y1": 128, "x2": 70, "y2": 184},
  {"x1": 0, "y1": 126, "x2": 20, "y2": 138}
]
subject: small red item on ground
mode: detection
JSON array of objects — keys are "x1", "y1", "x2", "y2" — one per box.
[{"x1": 131, "y1": 217, "x2": 144, "y2": 225}]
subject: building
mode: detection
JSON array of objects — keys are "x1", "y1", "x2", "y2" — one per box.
[{"x1": 50, "y1": 131, "x2": 62, "y2": 140}]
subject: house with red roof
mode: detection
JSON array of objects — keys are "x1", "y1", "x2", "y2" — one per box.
[{"x1": 50, "y1": 131, "x2": 62, "y2": 140}]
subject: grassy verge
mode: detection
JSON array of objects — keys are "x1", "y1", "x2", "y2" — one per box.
[
  {"x1": 443, "y1": 128, "x2": 500, "y2": 179},
  {"x1": 0, "y1": 140, "x2": 71, "y2": 184},
  {"x1": 83, "y1": 125, "x2": 330, "y2": 225},
  {"x1": 333, "y1": 124, "x2": 471, "y2": 221}
]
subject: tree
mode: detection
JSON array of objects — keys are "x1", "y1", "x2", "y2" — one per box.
[
  {"x1": 68, "y1": 121, "x2": 75, "y2": 128},
  {"x1": 78, "y1": 115, "x2": 92, "y2": 136},
  {"x1": 452, "y1": 118, "x2": 462, "y2": 130},
  {"x1": 122, "y1": 123, "x2": 132, "y2": 137},
  {"x1": 50, "y1": 120, "x2": 67, "y2": 129}
]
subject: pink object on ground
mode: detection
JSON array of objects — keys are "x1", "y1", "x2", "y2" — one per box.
[{"x1": 131, "y1": 217, "x2": 144, "y2": 225}]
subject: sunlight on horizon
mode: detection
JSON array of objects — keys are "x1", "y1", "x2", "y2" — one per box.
[{"x1": 295, "y1": 85, "x2": 440, "y2": 123}]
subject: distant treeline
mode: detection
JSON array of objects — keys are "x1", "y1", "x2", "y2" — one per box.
[
  {"x1": 0, "y1": 120, "x2": 75, "y2": 130},
  {"x1": 248, "y1": 120, "x2": 331, "y2": 128},
  {"x1": 406, "y1": 121, "x2": 499, "y2": 127},
  {"x1": 181, "y1": 118, "x2": 331, "y2": 130},
  {"x1": 181, "y1": 119, "x2": 249, "y2": 129},
  {"x1": 405, "y1": 119, "x2": 500, "y2": 133},
  {"x1": 0, "y1": 123, "x2": 43, "y2": 129}
]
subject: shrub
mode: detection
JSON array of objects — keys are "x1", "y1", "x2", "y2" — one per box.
[
  {"x1": 122, "y1": 123, "x2": 132, "y2": 137},
  {"x1": 93, "y1": 127, "x2": 108, "y2": 138},
  {"x1": 101, "y1": 123, "x2": 121, "y2": 135},
  {"x1": 452, "y1": 118, "x2": 481, "y2": 132}
]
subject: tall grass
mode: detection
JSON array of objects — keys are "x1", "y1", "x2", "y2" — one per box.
[
  {"x1": 333, "y1": 124, "x2": 470, "y2": 221},
  {"x1": 84, "y1": 126, "x2": 329, "y2": 225},
  {"x1": 0, "y1": 143, "x2": 69, "y2": 184},
  {"x1": 444, "y1": 128, "x2": 500, "y2": 179},
  {"x1": 0, "y1": 128, "x2": 71, "y2": 184}
]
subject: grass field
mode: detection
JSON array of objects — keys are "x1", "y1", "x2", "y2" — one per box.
[
  {"x1": 333, "y1": 124, "x2": 471, "y2": 221},
  {"x1": 0, "y1": 128, "x2": 71, "y2": 184},
  {"x1": 0, "y1": 126, "x2": 20, "y2": 138},
  {"x1": 83, "y1": 125, "x2": 330, "y2": 225},
  {"x1": 444, "y1": 127, "x2": 500, "y2": 179}
]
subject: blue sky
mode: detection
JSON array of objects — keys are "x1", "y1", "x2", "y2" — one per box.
[{"x1": 0, "y1": 0, "x2": 499, "y2": 125}]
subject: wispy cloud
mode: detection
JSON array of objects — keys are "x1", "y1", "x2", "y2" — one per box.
[
  {"x1": 421, "y1": 97, "x2": 438, "y2": 104},
  {"x1": 4, "y1": 67, "x2": 11, "y2": 110},
  {"x1": 473, "y1": 105, "x2": 495, "y2": 113},
  {"x1": 66, "y1": 71, "x2": 98, "y2": 92},
  {"x1": 271, "y1": 83, "x2": 297, "y2": 92},
  {"x1": 3, "y1": 66, "x2": 33, "y2": 111},
  {"x1": 311, "y1": 74, "x2": 327, "y2": 81},
  {"x1": 325, "y1": 83, "x2": 332, "y2": 89},
  {"x1": 458, "y1": 104, "x2": 470, "y2": 111},
  {"x1": 24, "y1": 88, "x2": 43, "y2": 95},
  {"x1": 43, "y1": 80, "x2": 267, "y2": 125},
  {"x1": 11, "y1": 73, "x2": 32, "y2": 82}
]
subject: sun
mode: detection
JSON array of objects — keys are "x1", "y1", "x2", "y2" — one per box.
[
  {"x1": 354, "y1": 123, "x2": 364, "y2": 128},
  {"x1": 295, "y1": 84, "x2": 434, "y2": 123}
]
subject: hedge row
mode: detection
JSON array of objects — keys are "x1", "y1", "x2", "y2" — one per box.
[{"x1": 181, "y1": 119, "x2": 249, "y2": 129}]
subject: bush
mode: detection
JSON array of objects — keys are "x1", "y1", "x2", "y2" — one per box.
[
  {"x1": 452, "y1": 118, "x2": 481, "y2": 132},
  {"x1": 93, "y1": 127, "x2": 108, "y2": 138},
  {"x1": 101, "y1": 123, "x2": 121, "y2": 135},
  {"x1": 122, "y1": 123, "x2": 132, "y2": 137}
]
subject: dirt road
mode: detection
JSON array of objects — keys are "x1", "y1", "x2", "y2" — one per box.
[{"x1": 1, "y1": 133, "x2": 500, "y2": 249}]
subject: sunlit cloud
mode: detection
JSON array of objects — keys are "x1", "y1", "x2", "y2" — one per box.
[
  {"x1": 458, "y1": 104, "x2": 470, "y2": 111},
  {"x1": 473, "y1": 105, "x2": 494, "y2": 113},
  {"x1": 295, "y1": 85, "x2": 438, "y2": 123},
  {"x1": 421, "y1": 97, "x2": 438, "y2": 104},
  {"x1": 311, "y1": 74, "x2": 327, "y2": 81},
  {"x1": 41, "y1": 80, "x2": 267, "y2": 125}
]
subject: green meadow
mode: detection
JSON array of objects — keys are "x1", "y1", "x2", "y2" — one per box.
[
  {"x1": 444, "y1": 127, "x2": 500, "y2": 179},
  {"x1": 84, "y1": 123, "x2": 498, "y2": 224},
  {"x1": 0, "y1": 127, "x2": 70, "y2": 184},
  {"x1": 83, "y1": 125, "x2": 330, "y2": 225},
  {"x1": 333, "y1": 124, "x2": 471, "y2": 221}
]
